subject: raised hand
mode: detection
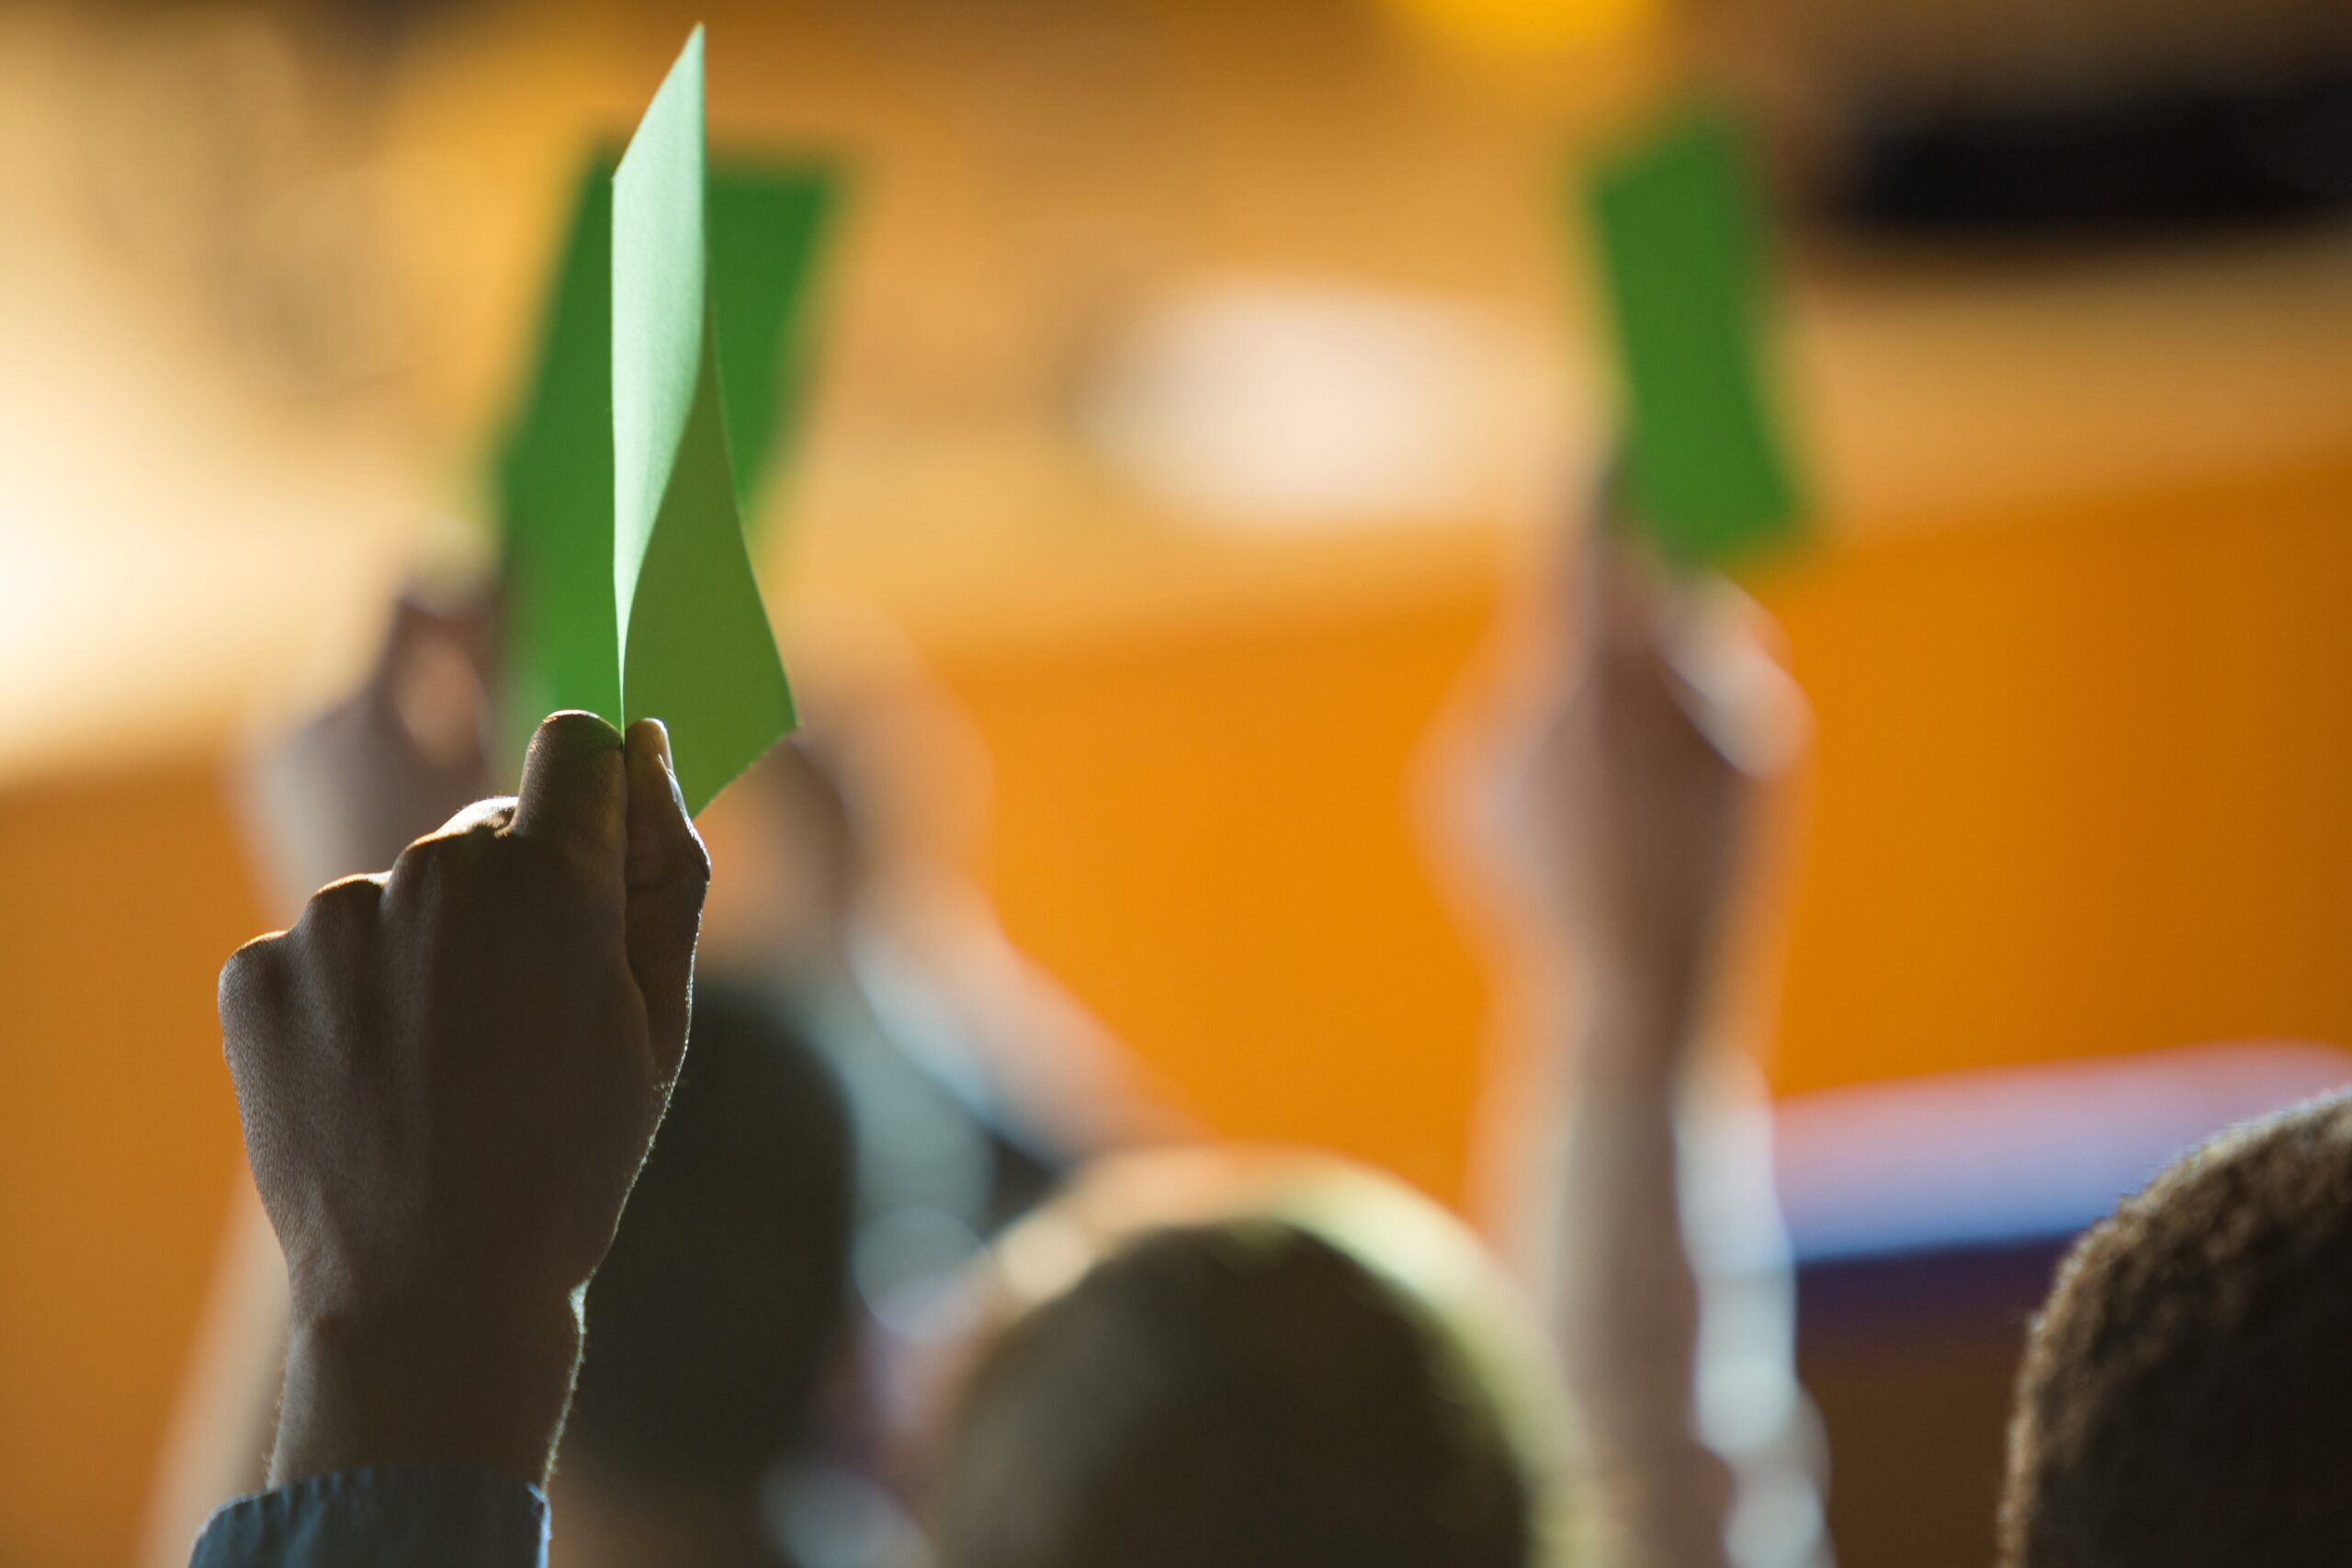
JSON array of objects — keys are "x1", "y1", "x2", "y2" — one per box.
[
  {"x1": 1501, "y1": 525, "x2": 1805, "y2": 1021},
  {"x1": 219, "y1": 712, "x2": 709, "y2": 1488},
  {"x1": 243, "y1": 587, "x2": 499, "y2": 914}
]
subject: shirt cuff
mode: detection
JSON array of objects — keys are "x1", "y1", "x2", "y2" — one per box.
[{"x1": 189, "y1": 1465, "x2": 548, "y2": 1568}]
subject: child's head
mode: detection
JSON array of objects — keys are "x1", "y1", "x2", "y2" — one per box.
[
  {"x1": 2003, "y1": 1090, "x2": 2352, "y2": 1567},
  {"x1": 925, "y1": 1151, "x2": 1572, "y2": 1568}
]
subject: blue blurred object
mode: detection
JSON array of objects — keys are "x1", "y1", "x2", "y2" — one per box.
[{"x1": 1777, "y1": 1042, "x2": 2352, "y2": 1566}]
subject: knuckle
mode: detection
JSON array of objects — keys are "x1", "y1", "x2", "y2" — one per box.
[
  {"x1": 300, "y1": 872, "x2": 385, "y2": 930},
  {"x1": 430, "y1": 795, "x2": 517, "y2": 840},
  {"x1": 217, "y1": 932, "x2": 287, "y2": 1024},
  {"x1": 384, "y1": 800, "x2": 511, "y2": 895},
  {"x1": 289, "y1": 874, "x2": 386, "y2": 958},
  {"x1": 388, "y1": 829, "x2": 465, "y2": 891}
]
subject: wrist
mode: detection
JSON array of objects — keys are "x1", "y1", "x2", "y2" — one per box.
[
  {"x1": 272, "y1": 1297, "x2": 584, "y2": 1491},
  {"x1": 1566, "y1": 966, "x2": 1707, "y2": 1094}
]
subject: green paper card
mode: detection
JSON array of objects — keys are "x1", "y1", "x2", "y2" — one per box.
[
  {"x1": 610, "y1": 27, "x2": 796, "y2": 816},
  {"x1": 1584, "y1": 106, "x2": 1803, "y2": 565},
  {"x1": 707, "y1": 162, "x2": 837, "y2": 518},
  {"x1": 496, "y1": 32, "x2": 837, "y2": 810},
  {"x1": 499, "y1": 163, "x2": 622, "y2": 745}
]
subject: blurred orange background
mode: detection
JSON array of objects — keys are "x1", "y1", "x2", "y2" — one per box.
[{"x1": 7, "y1": 1, "x2": 2352, "y2": 1562}]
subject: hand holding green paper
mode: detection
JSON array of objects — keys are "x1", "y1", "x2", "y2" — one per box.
[{"x1": 500, "y1": 28, "x2": 835, "y2": 814}]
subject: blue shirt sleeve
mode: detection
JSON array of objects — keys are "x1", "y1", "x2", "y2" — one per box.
[{"x1": 188, "y1": 1466, "x2": 548, "y2": 1568}]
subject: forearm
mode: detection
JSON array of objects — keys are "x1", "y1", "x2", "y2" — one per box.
[{"x1": 1542, "y1": 975, "x2": 1734, "y2": 1568}]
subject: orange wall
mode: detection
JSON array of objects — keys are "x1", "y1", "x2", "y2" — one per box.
[
  {"x1": 942, "y1": 582, "x2": 1503, "y2": 1204},
  {"x1": 1772, "y1": 458, "x2": 2352, "y2": 1092},
  {"x1": 11, "y1": 456, "x2": 2352, "y2": 1562},
  {"x1": 0, "y1": 762, "x2": 259, "y2": 1568},
  {"x1": 924, "y1": 455, "x2": 2352, "y2": 1208}
]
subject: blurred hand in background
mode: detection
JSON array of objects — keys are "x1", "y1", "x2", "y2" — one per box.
[
  {"x1": 242, "y1": 584, "x2": 498, "y2": 918},
  {"x1": 1501, "y1": 527, "x2": 1807, "y2": 1031}
]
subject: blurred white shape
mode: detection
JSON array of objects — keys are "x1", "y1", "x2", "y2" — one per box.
[
  {"x1": 1080, "y1": 277, "x2": 1576, "y2": 528},
  {"x1": 764, "y1": 1465, "x2": 928, "y2": 1568},
  {"x1": 990, "y1": 1207, "x2": 1099, "y2": 1306},
  {"x1": 0, "y1": 8, "x2": 434, "y2": 784},
  {"x1": 0, "y1": 211, "x2": 417, "y2": 776},
  {"x1": 854, "y1": 1205, "x2": 987, "y2": 1343},
  {"x1": 1684, "y1": 1054, "x2": 1832, "y2": 1568}
]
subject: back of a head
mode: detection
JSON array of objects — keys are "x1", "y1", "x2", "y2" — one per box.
[
  {"x1": 2003, "y1": 1090, "x2": 2352, "y2": 1567},
  {"x1": 567, "y1": 976, "x2": 857, "y2": 1489},
  {"x1": 928, "y1": 1154, "x2": 1560, "y2": 1568}
]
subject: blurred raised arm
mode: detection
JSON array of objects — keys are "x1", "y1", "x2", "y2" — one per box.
[{"x1": 1490, "y1": 525, "x2": 1821, "y2": 1568}]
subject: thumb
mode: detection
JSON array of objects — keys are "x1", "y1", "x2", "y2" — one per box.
[
  {"x1": 623, "y1": 719, "x2": 709, "y2": 1084},
  {"x1": 512, "y1": 711, "x2": 628, "y2": 877}
]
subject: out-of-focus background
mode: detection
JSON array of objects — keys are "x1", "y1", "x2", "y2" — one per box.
[{"x1": 9, "y1": 0, "x2": 2352, "y2": 1563}]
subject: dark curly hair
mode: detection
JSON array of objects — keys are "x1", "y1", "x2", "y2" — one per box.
[{"x1": 2002, "y1": 1089, "x2": 2352, "y2": 1567}]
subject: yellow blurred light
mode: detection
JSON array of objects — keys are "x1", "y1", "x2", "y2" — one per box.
[{"x1": 1381, "y1": 0, "x2": 1660, "y2": 55}]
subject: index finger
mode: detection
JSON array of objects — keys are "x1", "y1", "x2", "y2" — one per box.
[{"x1": 510, "y1": 711, "x2": 628, "y2": 865}]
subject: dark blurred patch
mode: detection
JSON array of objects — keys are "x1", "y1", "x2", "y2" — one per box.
[
  {"x1": 1795, "y1": 1236, "x2": 2070, "y2": 1568},
  {"x1": 569, "y1": 978, "x2": 859, "y2": 1487},
  {"x1": 1832, "y1": 58, "x2": 2352, "y2": 239},
  {"x1": 324, "y1": 0, "x2": 467, "y2": 54}
]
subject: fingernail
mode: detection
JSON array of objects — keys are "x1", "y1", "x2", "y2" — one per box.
[{"x1": 649, "y1": 721, "x2": 689, "y2": 817}]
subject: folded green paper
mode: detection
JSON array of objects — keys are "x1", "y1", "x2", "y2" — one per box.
[
  {"x1": 498, "y1": 28, "x2": 835, "y2": 812},
  {"x1": 609, "y1": 27, "x2": 796, "y2": 815}
]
